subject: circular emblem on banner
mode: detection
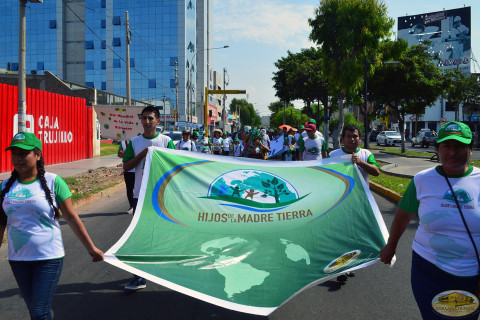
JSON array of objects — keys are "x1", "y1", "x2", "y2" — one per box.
[
  {"x1": 323, "y1": 250, "x2": 361, "y2": 274},
  {"x1": 432, "y1": 290, "x2": 479, "y2": 317}
]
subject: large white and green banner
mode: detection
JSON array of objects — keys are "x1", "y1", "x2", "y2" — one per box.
[{"x1": 105, "y1": 148, "x2": 390, "y2": 315}]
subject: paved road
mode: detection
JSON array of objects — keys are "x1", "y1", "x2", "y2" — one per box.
[{"x1": 0, "y1": 188, "x2": 420, "y2": 320}]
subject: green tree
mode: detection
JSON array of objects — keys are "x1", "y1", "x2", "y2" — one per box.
[
  {"x1": 261, "y1": 177, "x2": 291, "y2": 203},
  {"x1": 228, "y1": 98, "x2": 262, "y2": 128},
  {"x1": 273, "y1": 48, "x2": 330, "y2": 138},
  {"x1": 309, "y1": 0, "x2": 394, "y2": 148},
  {"x1": 270, "y1": 106, "x2": 309, "y2": 129},
  {"x1": 368, "y1": 39, "x2": 443, "y2": 152},
  {"x1": 443, "y1": 69, "x2": 480, "y2": 121},
  {"x1": 329, "y1": 113, "x2": 364, "y2": 136}
]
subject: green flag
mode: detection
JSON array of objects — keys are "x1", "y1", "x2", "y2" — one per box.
[{"x1": 105, "y1": 148, "x2": 389, "y2": 315}]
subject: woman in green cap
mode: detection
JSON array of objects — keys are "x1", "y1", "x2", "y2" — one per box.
[
  {"x1": 0, "y1": 132, "x2": 104, "y2": 320},
  {"x1": 380, "y1": 121, "x2": 480, "y2": 319}
]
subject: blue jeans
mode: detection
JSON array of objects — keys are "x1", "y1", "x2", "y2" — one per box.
[
  {"x1": 411, "y1": 251, "x2": 479, "y2": 320},
  {"x1": 9, "y1": 259, "x2": 63, "y2": 320}
]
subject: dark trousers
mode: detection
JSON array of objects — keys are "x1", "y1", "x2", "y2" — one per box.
[
  {"x1": 411, "y1": 251, "x2": 479, "y2": 320},
  {"x1": 123, "y1": 171, "x2": 135, "y2": 208},
  {"x1": 10, "y1": 258, "x2": 63, "y2": 320}
]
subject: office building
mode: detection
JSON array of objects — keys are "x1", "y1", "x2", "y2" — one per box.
[{"x1": 0, "y1": 0, "x2": 214, "y2": 124}]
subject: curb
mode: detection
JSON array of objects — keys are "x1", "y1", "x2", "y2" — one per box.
[
  {"x1": 72, "y1": 182, "x2": 125, "y2": 209},
  {"x1": 369, "y1": 181, "x2": 402, "y2": 203}
]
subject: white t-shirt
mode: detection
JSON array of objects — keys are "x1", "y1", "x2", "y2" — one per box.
[
  {"x1": 302, "y1": 135, "x2": 327, "y2": 160},
  {"x1": 212, "y1": 137, "x2": 223, "y2": 152},
  {"x1": 222, "y1": 138, "x2": 231, "y2": 151},
  {"x1": 2, "y1": 173, "x2": 71, "y2": 261},
  {"x1": 176, "y1": 140, "x2": 196, "y2": 151},
  {"x1": 329, "y1": 148, "x2": 378, "y2": 184},
  {"x1": 232, "y1": 143, "x2": 244, "y2": 157},
  {"x1": 399, "y1": 166, "x2": 480, "y2": 276},
  {"x1": 123, "y1": 133, "x2": 173, "y2": 198}
]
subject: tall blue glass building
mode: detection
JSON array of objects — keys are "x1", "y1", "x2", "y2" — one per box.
[{"x1": 0, "y1": 0, "x2": 212, "y2": 123}]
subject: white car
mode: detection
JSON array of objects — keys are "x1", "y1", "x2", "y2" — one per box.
[{"x1": 376, "y1": 131, "x2": 402, "y2": 146}]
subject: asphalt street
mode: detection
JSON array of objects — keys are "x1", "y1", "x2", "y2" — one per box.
[{"x1": 0, "y1": 188, "x2": 420, "y2": 320}]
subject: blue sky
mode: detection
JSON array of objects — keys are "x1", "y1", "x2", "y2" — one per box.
[{"x1": 213, "y1": 0, "x2": 479, "y2": 116}]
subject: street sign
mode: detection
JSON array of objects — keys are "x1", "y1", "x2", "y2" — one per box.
[
  {"x1": 208, "y1": 90, "x2": 247, "y2": 94},
  {"x1": 409, "y1": 115, "x2": 415, "y2": 121}
]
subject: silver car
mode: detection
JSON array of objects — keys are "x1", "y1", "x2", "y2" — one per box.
[{"x1": 376, "y1": 131, "x2": 402, "y2": 146}]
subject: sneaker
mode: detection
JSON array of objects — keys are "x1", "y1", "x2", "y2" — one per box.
[
  {"x1": 124, "y1": 276, "x2": 146, "y2": 291},
  {"x1": 126, "y1": 207, "x2": 134, "y2": 215},
  {"x1": 346, "y1": 272, "x2": 355, "y2": 277}
]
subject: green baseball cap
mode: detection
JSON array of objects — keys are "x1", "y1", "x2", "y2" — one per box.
[
  {"x1": 5, "y1": 132, "x2": 42, "y2": 151},
  {"x1": 299, "y1": 125, "x2": 305, "y2": 130},
  {"x1": 308, "y1": 118, "x2": 316, "y2": 124},
  {"x1": 436, "y1": 121, "x2": 472, "y2": 144}
]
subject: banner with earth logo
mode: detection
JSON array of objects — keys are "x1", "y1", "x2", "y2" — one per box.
[{"x1": 105, "y1": 148, "x2": 390, "y2": 315}]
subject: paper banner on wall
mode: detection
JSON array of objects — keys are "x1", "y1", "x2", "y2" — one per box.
[
  {"x1": 105, "y1": 149, "x2": 390, "y2": 315},
  {"x1": 94, "y1": 105, "x2": 175, "y2": 140}
]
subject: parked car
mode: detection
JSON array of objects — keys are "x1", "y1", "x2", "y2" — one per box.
[
  {"x1": 376, "y1": 131, "x2": 402, "y2": 146},
  {"x1": 162, "y1": 131, "x2": 183, "y2": 145},
  {"x1": 369, "y1": 130, "x2": 379, "y2": 142},
  {"x1": 155, "y1": 125, "x2": 164, "y2": 133},
  {"x1": 411, "y1": 130, "x2": 437, "y2": 148}
]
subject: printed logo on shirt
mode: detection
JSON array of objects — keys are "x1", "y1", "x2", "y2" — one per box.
[
  {"x1": 432, "y1": 290, "x2": 479, "y2": 317},
  {"x1": 442, "y1": 187, "x2": 473, "y2": 204},
  {"x1": 7, "y1": 187, "x2": 34, "y2": 199},
  {"x1": 307, "y1": 147, "x2": 319, "y2": 155}
]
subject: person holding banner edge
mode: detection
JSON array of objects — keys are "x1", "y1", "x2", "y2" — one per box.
[
  {"x1": 329, "y1": 124, "x2": 380, "y2": 283},
  {"x1": 122, "y1": 106, "x2": 175, "y2": 291},
  {"x1": 380, "y1": 121, "x2": 480, "y2": 319},
  {"x1": 0, "y1": 132, "x2": 104, "y2": 320}
]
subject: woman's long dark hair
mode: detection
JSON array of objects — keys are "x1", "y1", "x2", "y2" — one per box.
[{"x1": 0, "y1": 148, "x2": 60, "y2": 227}]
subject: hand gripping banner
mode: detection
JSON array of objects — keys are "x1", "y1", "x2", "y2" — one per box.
[{"x1": 105, "y1": 148, "x2": 390, "y2": 315}]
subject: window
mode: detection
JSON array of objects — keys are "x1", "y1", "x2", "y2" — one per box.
[
  {"x1": 101, "y1": 41, "x2": 106, "y2": 49},
  {"x1": 130, "y1": 58, "x2": 135, "y2": 67},
  {"x1": 101, "y1": 61, "x2": 106, "y2": 69},
  {"x1": 101, "y1": 0, "x2": 106, "y2": 8},
  {"x1": 49, "y1": 20, "x2": 56, "y2": 29},
  {"x1": 37, "y1": 62, "x2": 44, "y2": 70},
  {"x1": 101, "y1": 19, "x2": 106, "y2": 28},
  {"x1": 148, "y1": 79, "x2": 156, "y2": 88},
  {"x1": 86, "y1": 61, "x2": 94, "y2": 70},
  {"x1": 112, "y1": 38, "x2": 121, "y2": 47},
  {"x1": 170, "y1": 79, "x2": 176, "y2": 88},
  {"x1": 85, "y1": 82, "x2": 95, "y2": 88},
  {"x1": 112, "y1": 16, "x2": 121, "y2": 25},
  {"x1": 10, "y1": 63, "x2": 18, "y2": 71},
  {"x1": 170, "y1": 57, "x2": 177, "y2": 66},
  {"x1": 85, "y1": 41, "x2": 94, "y2": 49},
  {"x1": 113, "y1": 59, "x2": 121, "y2": 68},
  {"x1": 101, "y1": 82, "x2": 106, "y2": 90}
]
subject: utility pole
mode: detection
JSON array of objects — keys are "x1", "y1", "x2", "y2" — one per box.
[
  {"x1": 125, "y1": 11, "x2": 131, "y2": 105},
  {"x1": 18, "y1": 0, "x2": 27, "y2": 133},
  {"x1": 187, "y1": 67, "x2": 190, "y2": 123},
  {"x1": 163, "y1": 90, "x2": 166, "y2": 129},
  {"x1": 222, "y1": 67, "x2": 227, "y2": 132},
  {"x1": 175, "y1": 60, "x2": 178, "y2": 131}
]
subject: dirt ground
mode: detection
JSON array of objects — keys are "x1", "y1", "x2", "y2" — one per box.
[{"x1": 68, "y1": 164, "x2": 124, "y2": 202}]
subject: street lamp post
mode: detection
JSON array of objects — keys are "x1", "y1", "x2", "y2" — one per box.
[
  {"x1": 17, "y1": 0, "x2": 43, "y2": 133},
  {"x1": 187, "y1": 46, "x2": 229, "y2": 127}
]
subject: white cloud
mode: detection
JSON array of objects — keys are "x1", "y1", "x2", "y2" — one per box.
[{"x1": 214, "y1": 0, "x2": 316, "y2": 48}]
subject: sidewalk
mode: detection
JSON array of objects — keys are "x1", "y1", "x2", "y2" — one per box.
[
  {"x1": 372, "y1": 150, "x2": 439, "y2": 178},
  {"x1": 0, "y1": 154, "x2": 122, "y2": 181}
]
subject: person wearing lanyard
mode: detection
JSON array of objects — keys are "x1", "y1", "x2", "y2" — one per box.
[{"x1": 380, "y1": 121, "x2": 480, "y2": 319}]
